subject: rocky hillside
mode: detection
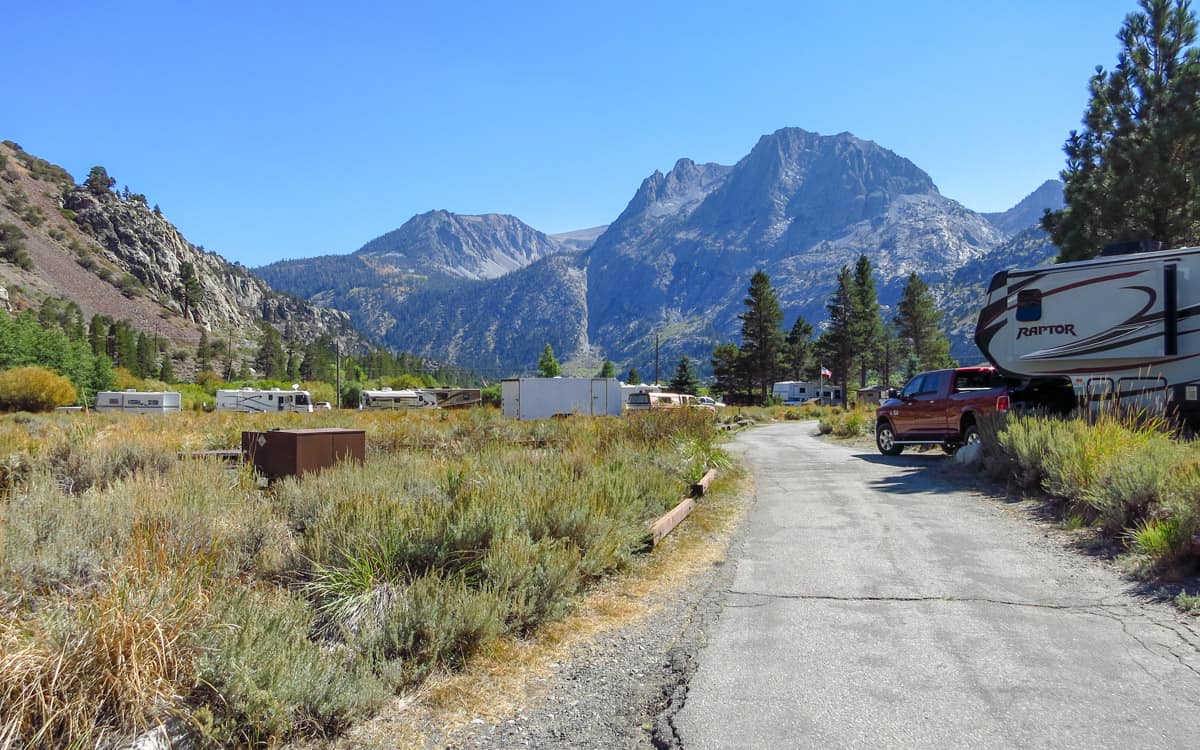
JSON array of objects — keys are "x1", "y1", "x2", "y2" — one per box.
[{"x1": 0, "y1": 141, "x2": 365, "y2": 372}]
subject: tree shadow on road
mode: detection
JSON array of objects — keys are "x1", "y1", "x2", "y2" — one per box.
[{"x1": 853, "y1": 451, "x2": 975, "y2": 496}]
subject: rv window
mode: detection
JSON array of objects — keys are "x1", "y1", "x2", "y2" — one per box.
[
  {"x1": 1016, "y1": 289, "x2": 1043, "y2": 322},
  {"x1": 628, "y1": 393, "x2": 650, "y2": 405}
]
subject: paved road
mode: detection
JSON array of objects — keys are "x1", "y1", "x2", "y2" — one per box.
[{"x1": 672, "y1": 422, "x2": 1200, "y2": 749}]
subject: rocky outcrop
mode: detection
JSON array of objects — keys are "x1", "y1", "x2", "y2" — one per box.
[{"x1": 62, "y1": 187, "x2": 360, "y2": 347}]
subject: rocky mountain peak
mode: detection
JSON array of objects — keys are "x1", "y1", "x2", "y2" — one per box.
[
  {"x1": 982, "y1": 179, "x2": 1064, "y2": 237},
  {"x1": 353, "y1": 210, "x2": 563, "y2": 280}
]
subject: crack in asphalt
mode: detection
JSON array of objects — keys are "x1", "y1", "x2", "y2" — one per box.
[
  {"x1": 727, "y1": 588, "x2": 1200, "y2": 693},
  {"x1": 724, "y1": 589, "x2": 1131, "y2": 611}
]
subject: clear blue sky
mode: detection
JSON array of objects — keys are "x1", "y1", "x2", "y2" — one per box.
[{"x1": 6, "y1": 1, "x2": 1136, "y2": 266}]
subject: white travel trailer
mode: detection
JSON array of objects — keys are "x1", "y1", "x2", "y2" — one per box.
[
  {"x1": 501, "y1": 377, "x2": 625, "y2": 420},
  {"x1": 975, "y1": 243, "x2": 1200, "y2": 423},
  {"x1": 216, "y1": 387, "x2": 314, "y2": 413},
  {"x1": 771, "y1": 381, "x2": 842, "y2": 405},
  {"x1": 93, "y1": 390, "x2": 181, "y2": 414},
  {"x1": 359, "y1": 387, "x2": 439, "y2": 410}
]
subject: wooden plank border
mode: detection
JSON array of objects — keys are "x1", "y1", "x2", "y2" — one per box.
[
  {"x1": 649, "y1": 497, "x2": 696, "y2": 546},
  {"x1": 691, "y1": 468, "x2": 717, "y2": 497}
]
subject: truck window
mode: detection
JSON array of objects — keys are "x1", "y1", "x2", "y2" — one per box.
[
  {"x1": 628, "y1": 393, "x2": 650, "y2": 405},
  {"x1": 901, "y1": 375, "x2": 927, "y2": 398},
  {"x1": 1017, "y1": 289, "x2": 1043, "y2": 322},
  {"x1": 954, "y1": 370, "x2": 1003, "y2": 392}
]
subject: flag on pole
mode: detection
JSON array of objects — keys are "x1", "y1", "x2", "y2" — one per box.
[{"x1": 820, "y1": 366, "x2": 832, "y2": 379}]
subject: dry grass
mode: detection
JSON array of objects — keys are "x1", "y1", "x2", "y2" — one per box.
[
  {"x1": 335, "y1": 467, "x2": 751, "y2": 749},
  {"x1": 0, "y1": 407, "x2": 730, "y2": 745},
  {"x1": 0, "y1": 547, "x2": 210, "y2": 749}
]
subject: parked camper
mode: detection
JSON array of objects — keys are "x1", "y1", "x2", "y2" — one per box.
[
  {"x1": 216, "y1": 387, "x2": 313, "y2": 414},
  {"x1": 626, "y1": 391, "x2": 708, "y2": 412},
  {"x1": 420, "y1": 387, "x2": 482, "y2": 409},
  {"x1": 94, "y1": 389, "x2": 182, "y2": 414},
  {"x1": 501, "y1": 377, "x2": 624, "y2": 420},
  {"x1": 772, "y1": 381, "x2": 842, "y2": 405},
  {"x1": 621, "y1": 383, "x2": 662, "y2": 406},
  {"x1": 359, "y1": 388, "x2": 439, "y2": 410},
  {"x1": 975, "y1": 243, "x2": 1200, "y2": 424}
]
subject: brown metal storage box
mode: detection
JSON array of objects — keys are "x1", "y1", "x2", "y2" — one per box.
[{"x1": 241, "y1": 428, "x2": 365, "y2": 480}]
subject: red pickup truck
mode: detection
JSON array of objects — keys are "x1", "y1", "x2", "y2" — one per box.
[{"x1": 874, "y1": 366, "x2": 1010, "y2": 455}]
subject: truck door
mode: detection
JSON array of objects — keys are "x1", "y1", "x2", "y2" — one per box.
[
  {"x1": 892, "y1": 374, "x2": 929, "y2": 436},
  {"x1": 905, "y1": 372, "x2": 946, "y2": 436}
]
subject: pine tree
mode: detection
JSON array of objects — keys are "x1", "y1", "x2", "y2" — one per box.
[
  {"x1": 783, "y1": 314, "x2": 814, "y2": 381},
  {"x1": 815, "y1": 266, "x2": 856, "y2": 402},
  {"x1": 893, "y1": 272, "x2": 955, "y2": 372},
  {"x1": 195, "y1": 330, "x2": 210, "y2": 373},
  {"x1": 850, "y1": 255, "x2": 884, "y2": 387},
  {"x1": 627, "y1": 366, "x2": 641, "y2": 385},
  {"x1": 135, "y1": 332, "x2": 157, "y2": 378},
  {"x1": 85, "y1": 166, "x2": 115, "y2": 196},
  {"x1": 668, "y1": 356, "x2": 701, "y2": 394},
  {"x1": 598, "y1": 360, "x2": 616, "y2": 378},
  {"x1": 1043, "y1": 0, "x2": 1200, "y2": 261},
  {"x1": 738, "y1": 270, "x2": 786, "y2": 401},
  {"x1": 254, "y1": 323, "x2": 287, "y2": 379},
  {"x1": 177, "y1": 262, "x2": 203, "y2": 320},
  {"x1": 537, "y1": 343, "x2": 561, "y2": 377},
  {"x1": 710, "y1": 343, "x2": 745, "y2": 400},
  {"x1": 158, "y1": 354, "x2": 175, "y2": 383}
]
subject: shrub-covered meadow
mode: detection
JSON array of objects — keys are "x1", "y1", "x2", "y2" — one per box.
[{"x1": 0, "y1": 407, "x2": 725, "y2": 747}]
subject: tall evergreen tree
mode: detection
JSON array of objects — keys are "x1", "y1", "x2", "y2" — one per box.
[
  {"x1": 893, "y1": 272, "x2": 955, "y2": 373},
  {"x1": 537, "y1": 343, "x2": 561, "y2": 377},
  {"x1": 738, "y1": 270, "x2": 786, "y2": 400},
  {"x1": 177, "y1": 261, "x2": 203, "y2": 320},
  {"x1": 195, "y1": 329, "x2": 210, "y2": 373},
  {"x1": 850, "y1": 255, "x2": 884, "y2": 387},
  {"x1": 668, "y1": 355, "x2": 701, "y2": 394},
  {"x1": 627, "y1": 366, "x2": 641, "y2": 386},
  {"x1": 158, "y1": 354, "x2": 175, "y2": 383},
  {"x1": 1043, "y1": 0, "x2": 1200, "y2": 261},
  {"x1": 254, "y1": 323, "x2": 287, "y2": 379},
  {"x1": 784, "y1": 314, "x2": 814, "y2": 381},
  {"x1": 134, "y1": 332, "x2": 157, "y2": 378},
  {"x1": 598, "y1": 359, "x2": 616, "y2": 378},
  {"x1": 815, "y1": 266, "x2": 856, "y2": 403},
  {"x1": 710, "y1": 342, "x2": 746, "y2": 400}
]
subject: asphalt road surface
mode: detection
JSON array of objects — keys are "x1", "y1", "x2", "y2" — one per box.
[{"x1": 672, "y1": 422, "x2": 1200, "y2": 749}]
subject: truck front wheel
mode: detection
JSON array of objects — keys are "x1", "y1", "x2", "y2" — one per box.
[{"x1": 876, "y1": 421, "x2": 903, "y2": 456}]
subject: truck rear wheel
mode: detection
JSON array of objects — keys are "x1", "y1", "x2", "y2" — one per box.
[
  {"x1": 876, "y1": 421, "x2": 903, "y2": 456},
  {"x1": 962, "y1": 424, "x2": 981, "y2": 446}
]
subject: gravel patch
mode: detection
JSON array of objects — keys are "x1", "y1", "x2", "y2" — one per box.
[{"x1": 432, "y1": 538, "x2": 740, "y2": 749}]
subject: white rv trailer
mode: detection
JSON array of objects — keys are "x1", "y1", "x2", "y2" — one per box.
[
  {"x1": 359, "y1": 388, "x2": 439, "y2": 410},
  {"x1": 216, "y1": 387, "x2": 313, "y2": 414},
  {"x1": 93, "y1": 389, "x2": 182, "y2": 414},
  {"x1": 420, "y1": 388, "x2": 482, "y2": 409},
  {"x1": 771, "y1": 381, "x2": 842, "y2": 405},
  {"x1": 975, "y1": 243, "x2": 1200, "y2": 423},
  {"x1": 501, "y1": 377, "x2": 624, "y2": 420}
]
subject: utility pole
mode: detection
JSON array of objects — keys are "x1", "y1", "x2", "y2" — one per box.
[
  {"x1": 655, "y1": 333, "x2": 660, "y2": 386},
  {"x1": 335, "y1": 339, "x2": 341, "y2": 409}
]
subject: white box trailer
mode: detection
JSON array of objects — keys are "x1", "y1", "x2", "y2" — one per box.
[
  {"x1": 216, "y1": 387, "x2": 313, "y2": 413},
  {"x1": 94, "y1": 389, "x2": 181, "y2": 414},
  {"x1": 501, "y1": 377, "x2": 624, "y2": 420},
  {"x1": 975, "y1": 243, "x2": 1200, "y2": 423}
]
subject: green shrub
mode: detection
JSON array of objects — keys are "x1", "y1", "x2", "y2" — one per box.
[
  {"x1": 198, "y1": 585, "x2": 388, "y2": 745},
  {"x1": 0, "y1": 221, "x2": 32, "y2": 270},
  {"x1": 0, "y1": 367, "x2": 76, "y2": 411},
  {"x1": 357, "y1": 571, "x2": 504, "y2": 687}
]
